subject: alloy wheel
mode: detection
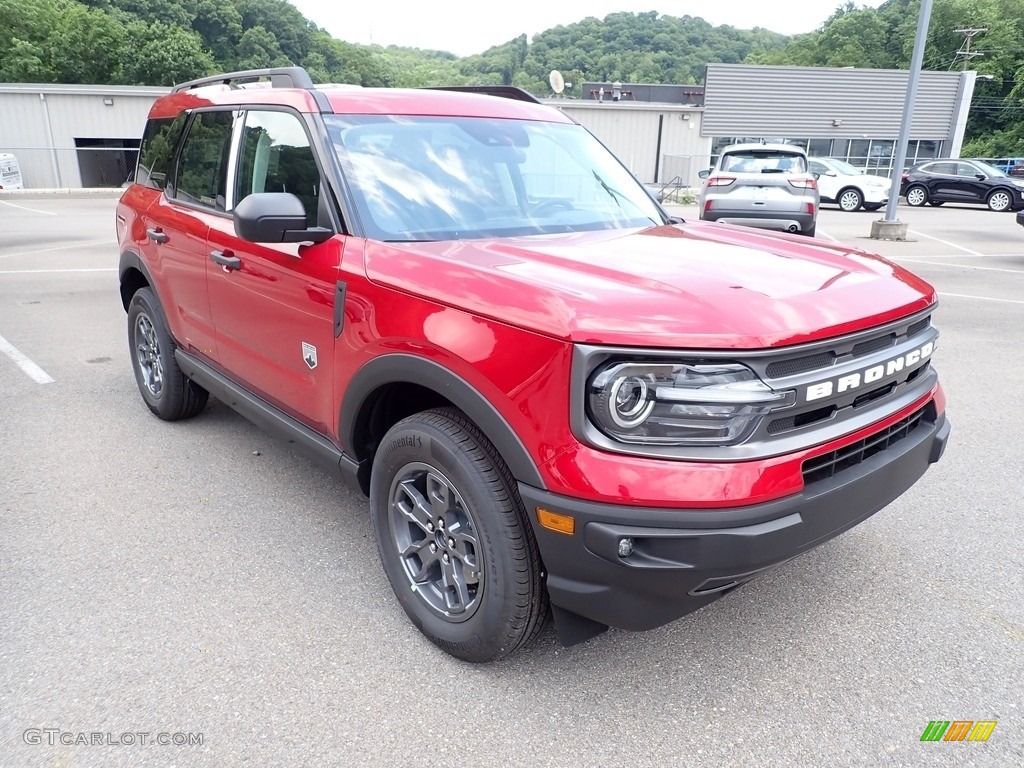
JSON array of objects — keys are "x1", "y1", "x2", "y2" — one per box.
[
  {"x1": 388, "y1": 462, "x2": 483, "y2": 621},
  {"x1": 134, "y1": 313, "x2": 163, "y2": 397}
]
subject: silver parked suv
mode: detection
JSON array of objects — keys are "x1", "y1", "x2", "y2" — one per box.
[{"x1": 699, "y1": 143, "x2": 819, "y2": 237}]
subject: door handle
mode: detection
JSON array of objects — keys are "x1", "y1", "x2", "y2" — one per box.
[
  {"x1": 146, "y1": 228, "x2": 168, "y2": 244},
  {"x1": 210, "y1": 250, "x2": 241, "y2": 270}
]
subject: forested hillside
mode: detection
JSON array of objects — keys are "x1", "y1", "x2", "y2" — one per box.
[{"x1": 1, "y1": 0, "x2": 1020, "y2": 152}]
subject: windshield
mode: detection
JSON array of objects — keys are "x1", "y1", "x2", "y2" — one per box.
[
  {"x1": 826, "y1": 158, "x2": 861, "y2": 176},
  {"x1": 324, "y1": 115, "x2": 663, "y2": 242},
  {"x1": 972, "y1": 159, "x2": 1007, "y2": 178},
  {"x1": 720, "y1": 150, "x2": 807, "y2": 174}
]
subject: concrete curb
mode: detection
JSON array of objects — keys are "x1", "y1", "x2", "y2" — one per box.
[{"x1": 0, "y1": 188, "x2": 123, "y2": 200}]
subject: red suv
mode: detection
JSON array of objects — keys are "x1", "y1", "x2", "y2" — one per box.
[{"x1": 117, "y1": 68, "x2": 950, "y2": 662}]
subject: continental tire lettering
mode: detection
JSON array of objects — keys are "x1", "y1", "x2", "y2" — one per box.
[{"x1": 389, "y1": 435, "x2": 423, "y2": 451}]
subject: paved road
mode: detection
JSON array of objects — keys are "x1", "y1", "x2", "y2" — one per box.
[{"x1": 1, "y1": 196, "x2": 1021, "y2": 767}]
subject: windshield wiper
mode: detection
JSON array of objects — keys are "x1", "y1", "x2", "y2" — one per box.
[{"x1": 592, "y1": 171, "x2": 624, "y2": 209}]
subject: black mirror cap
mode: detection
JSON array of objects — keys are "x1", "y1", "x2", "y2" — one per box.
[{"x1": 233, "y1": 193, "x2": 332, "y2": 244}]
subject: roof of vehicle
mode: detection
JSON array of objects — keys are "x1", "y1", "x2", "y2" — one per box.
[
  {"x1": 149, "y1": 67, "x2": 570, "y2": 123},
  {"x1": 720, "y1": 143, "x2": 808, "y2": 155}
]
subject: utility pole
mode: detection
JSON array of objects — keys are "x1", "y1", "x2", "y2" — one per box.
[{"x1": 953, "y1": 28, "x2": 987, "y2": 70}]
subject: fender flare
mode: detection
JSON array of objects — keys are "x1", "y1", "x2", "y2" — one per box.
[
  {"x1": 339, "y1": 353, "x2": 545, "y2": 488},
  {"x1": 118, "y1": 249, "x2": 161, "y2": 312}
]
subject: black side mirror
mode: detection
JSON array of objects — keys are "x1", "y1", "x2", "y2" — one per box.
[
  {"x1": 975, "y1": 174, "x2": 986, "y2": 181},
  {"x1": 233, "y1": 193, "x2": 332, "y2": 244}
]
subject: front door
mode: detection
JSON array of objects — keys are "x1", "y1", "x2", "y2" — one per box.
[{"x1": 206, "y1": 109, "x2": 341, "y2": 435}]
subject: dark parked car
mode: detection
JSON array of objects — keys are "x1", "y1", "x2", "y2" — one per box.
[{"x1": 901, "y1": 158, "x2": 1024, "y2": 211}]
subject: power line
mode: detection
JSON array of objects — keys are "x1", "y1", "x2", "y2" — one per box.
[{"x1": 953, "y1": 27, "x2": 987, "y2": 70}]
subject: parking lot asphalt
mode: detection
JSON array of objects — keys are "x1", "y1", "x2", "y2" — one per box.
[{"x1": 1, "y1": 196, "x2": 1022, "y2": 767}]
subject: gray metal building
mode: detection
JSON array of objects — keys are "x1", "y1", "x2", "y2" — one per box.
[
  {"x1": 702, "y1": 63, "x2": 977, "y2": 174},
  {"x1": 0, "y1": 83, "x2": 167, "y2": 189},
  {"x1": 552, "y1": 100, "x2": 707, "y2": 188}
]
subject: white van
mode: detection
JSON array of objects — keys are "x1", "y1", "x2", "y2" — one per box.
[{"x1": 0, "y1": 153, "x2": 24, "y2": 189}]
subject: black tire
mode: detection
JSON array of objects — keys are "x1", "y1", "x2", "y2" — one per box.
[
  {"x1": 928, "y1": 200, "x2": 945, "y2": 207},
  {"x1": 370, "y1": 407, "x2": 547, "y2": 663},
  {"x1": 863, "y1": 203, "x2": 884, "y2": 211},
  {"x1": 801, "y1": 224, "x2": 816, "y2": 238},
  {"x1": 987, "y1": 189, "x2": 1013, "y2": 212},
  {"x1": 837, "y1": 187, "x2": 863, "y2": 212},
  {"x1": 905, "y1": 185, "x2": 928, "y2": 207},
  {"x1": 127, "y1": 287, "x2": 208, "y2": 420}
]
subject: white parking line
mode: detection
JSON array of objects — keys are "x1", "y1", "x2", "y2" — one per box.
[
  {"x1": 907, "y1": 229, "x2": 984, "y2": 256},
  {"x1": 939, "y1": 292, "x2": 1024, "y2": 305},
  {"x1": 0, "y1": 333, "x2": 55, "y2": 384},
  {"x1": 0, "y1": 239, "x2": 116, "y2": 260},
  {"x1": 0, "y1": 199, "x2": 59, "y2": 216},
  {"x1": 0, "y1": 268, "x2": 117, "y2": 274},
  {"x1": 897, "y1": 259, "x2": 1024, "y2": 275}
]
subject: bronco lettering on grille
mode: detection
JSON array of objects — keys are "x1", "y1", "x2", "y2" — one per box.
[{"x1": 805, "y1": 341, "x2": 934, "y2": 402}]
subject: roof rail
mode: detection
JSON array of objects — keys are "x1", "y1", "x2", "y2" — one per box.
[
  {"x1": 424, "y1": 85, "x2": 542, "y2": 105},
  {"x1": 172, "y1": 67, "x2": 316, "y2": 93},
  {"x1": 171, "y1": 66, "x2": 332, "y2": 113}
]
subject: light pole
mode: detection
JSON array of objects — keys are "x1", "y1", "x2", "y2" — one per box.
[{"x1": 871, "y1": 0, "x2": 934, "y2": 240}]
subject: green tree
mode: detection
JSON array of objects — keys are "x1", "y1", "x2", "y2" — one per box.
[{"x1": 119, "y1": 21, "x2": 213, "y2": 85}]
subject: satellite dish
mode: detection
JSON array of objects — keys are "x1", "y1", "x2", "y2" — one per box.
[{"x1": 549, "y1": 70, "x2": 565, "y2": 94}]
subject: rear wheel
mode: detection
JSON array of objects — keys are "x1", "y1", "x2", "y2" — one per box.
[
  {"x1": 987, "y1": 189, "x2": 1012, "y2": 212},
  {"x1": 127, "y1": 287, "x2": 208, "y2": 420},
  {"x1": 905, "y1": 185, "x2": 928, "y2": 206},
  {"x1": 837, "y1": 188, "x2": 863, "y2": 212},
  {"x1": 801, "y1": 225, "x2": 816, "y2": 238},
  {"x1": 370, "y1": 408, "x2": 547, "y2": 662}
]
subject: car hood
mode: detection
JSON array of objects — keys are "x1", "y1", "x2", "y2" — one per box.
[{"x1": 362, "y1": 221, "x2": 936, "y2": 348}]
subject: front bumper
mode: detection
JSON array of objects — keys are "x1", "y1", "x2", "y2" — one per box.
[{"x1": 521, "y1": 408, "x2": 949, "y2": 635}]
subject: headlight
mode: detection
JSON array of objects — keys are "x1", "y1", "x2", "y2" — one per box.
[{"x1": 587, "y1": 361, "x2": 795, "y2": 446}]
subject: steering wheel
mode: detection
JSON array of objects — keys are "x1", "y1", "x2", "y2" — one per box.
[{"x1": 529, "y1": 199, "x2": 575, "y2": 217}]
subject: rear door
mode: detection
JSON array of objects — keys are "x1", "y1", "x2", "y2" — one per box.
[
  {"x1": 141, "y1": 110, "x2": 235, "y2": 360},
  {"x1": 205, "y1": 108, "x2": 342, "y2": 435}
]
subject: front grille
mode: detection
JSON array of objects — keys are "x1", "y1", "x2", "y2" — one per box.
[
  {"x1": 852, "y1": 333, "x2": 895, "y2": 357},
  {"x1": 766, "y1": 351, "x2": 835, "y2": 378},
  {"x1": 802, "y1": 405, "x2": 928, "y2": 484}
]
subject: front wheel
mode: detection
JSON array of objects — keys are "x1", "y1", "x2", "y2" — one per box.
[
  {"x1": 987, "y1": 189, "x2": 1012, "y2": 212},
  {"x1": 838, "y1": 188, "x2": 863, "y2": 212},
  {"x1": 370, "y1": 408, "x2": 548, "y2": 662},
  {"x1": 905, "y1": 185, "x2": 928, "y2": 206}
]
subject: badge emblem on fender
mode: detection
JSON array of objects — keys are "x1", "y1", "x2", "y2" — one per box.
[{"x1": 302, "y1": 342, "x2": 317, "y2": 369}]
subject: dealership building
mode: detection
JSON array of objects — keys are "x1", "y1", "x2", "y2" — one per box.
[{"x1": 0, "y1": 64, "x2": 979, "y2": 190}]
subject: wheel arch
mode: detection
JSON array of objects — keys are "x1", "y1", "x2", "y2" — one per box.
[
  {"x1": 340, "y1": 354, "x2": 545, "y2": 494},
  {"x1": 118, "y1": 250, "x2": 155, "y2": 312}
]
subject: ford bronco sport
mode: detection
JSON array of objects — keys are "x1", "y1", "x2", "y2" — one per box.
[{"x1": 117, "y1": 67, "x2": 950, "y2": 662}]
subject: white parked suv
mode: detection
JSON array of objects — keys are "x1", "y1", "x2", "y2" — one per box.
[
  {"x1": 699, "y1": 143, "x2": 818, "y2": 237},
  {"x1": 809, "y1": 157, "x2": 890, "y2": 212}
]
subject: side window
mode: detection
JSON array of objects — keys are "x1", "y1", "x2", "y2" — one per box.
[
  {"x1": 809, "y1": 161, "x2": 828, "y2": 176},
  {"x1": 173, "y1": 110, "x2": 234, "y2": 211},
  {"x1": 926, "y1": 162, "x2": 955, "y2": 175},
  {"x1": 955, "y1": 163, "x2": 980, "y2": 178},
  {"x1": 136, "y1": 114, "x2": 186, "y2": 190},
  {"x1": 236, "y1": 110, "x2": 320, "y2": 226}
]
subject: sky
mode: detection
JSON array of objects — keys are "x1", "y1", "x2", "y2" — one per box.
[{"x1": 289, "y1": 0, "x2": 889, "y2": 57}]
